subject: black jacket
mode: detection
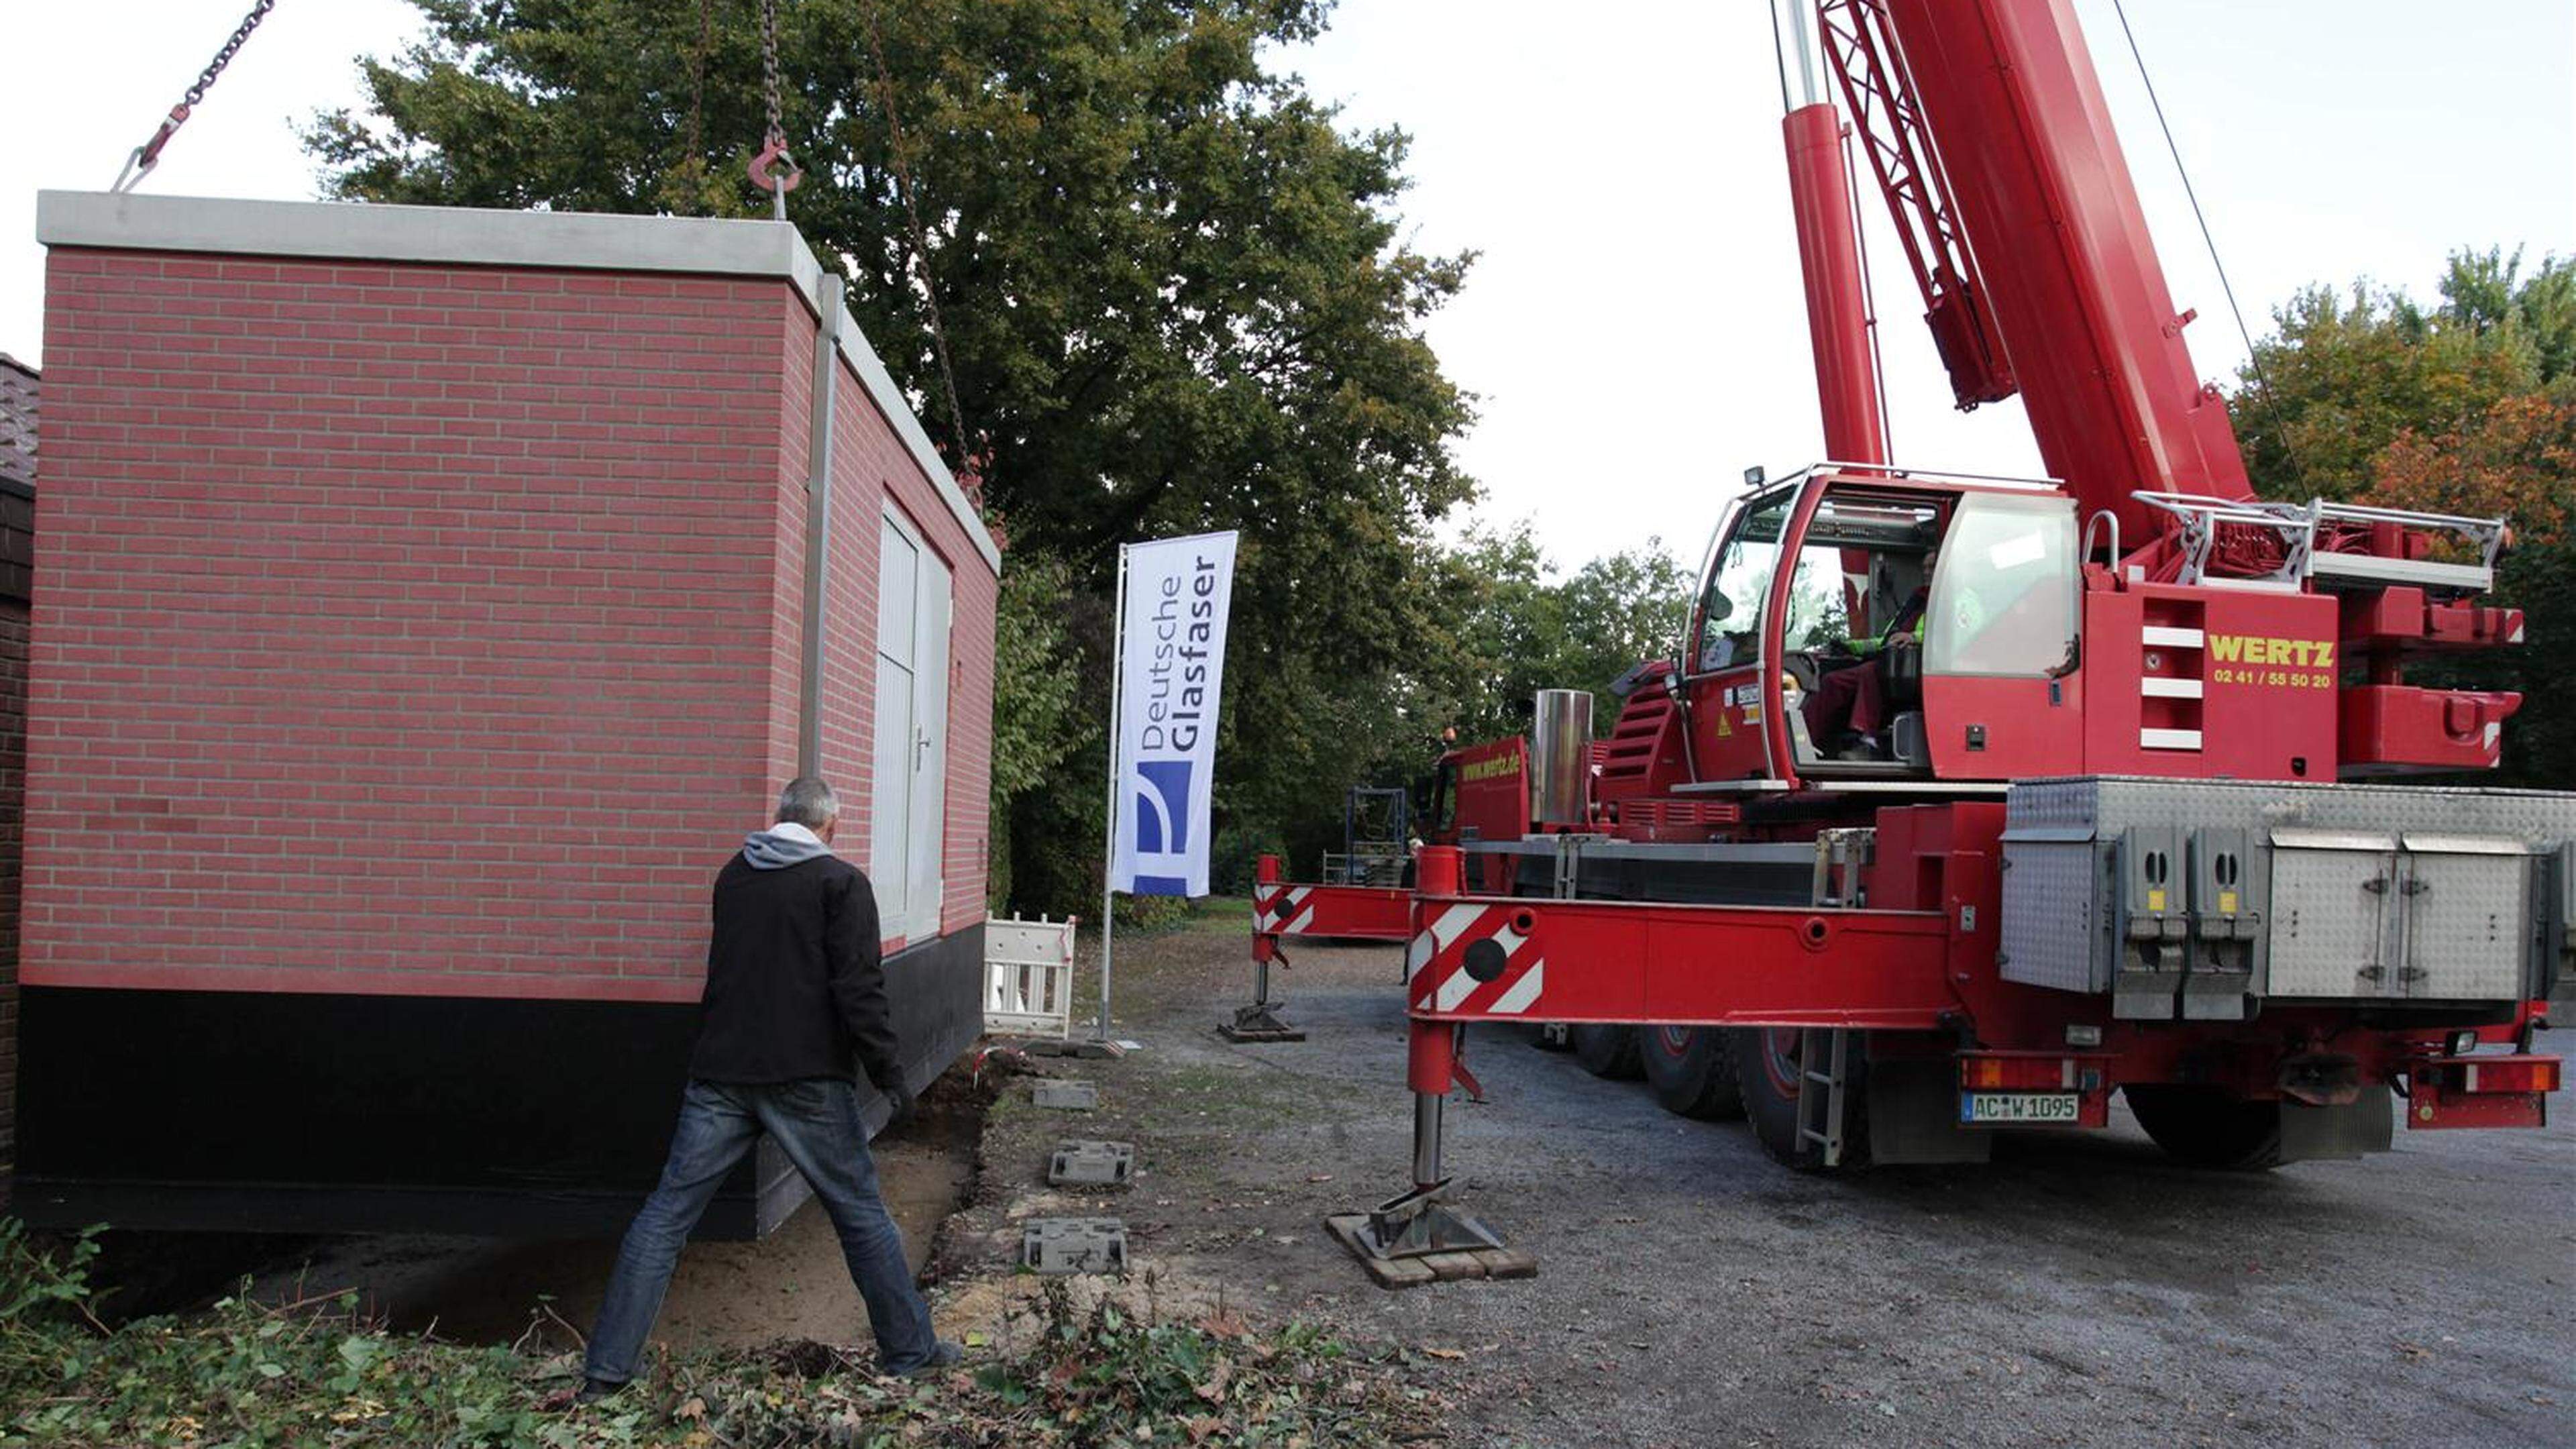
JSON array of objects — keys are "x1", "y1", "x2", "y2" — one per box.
[{"x1": 685, "y1": 851, "x2": 903, "y2": 1091}]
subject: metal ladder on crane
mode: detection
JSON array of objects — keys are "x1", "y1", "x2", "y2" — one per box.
[
  {"x1": 1796, "y1": 1028, "x2": 1854, "y2": 1168},
  {"x1": 1793, "y1": 828, "x2": 1870, "y2": 1167}
]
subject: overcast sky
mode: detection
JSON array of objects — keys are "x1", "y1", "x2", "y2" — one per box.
[{"x1": 5, "y1": 1, "x2": 2570, "y2": 572}]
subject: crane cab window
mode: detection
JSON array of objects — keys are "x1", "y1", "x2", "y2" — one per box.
[
  {"x1": 1693, "y1": 488, "x2": 1793, "y2": 673},
  {"x1": 1781, "y1": 494, "x2": 1945, "y2": 659},
  {"x1": 1924, "y1": 493, "x2": 2078, "y2": 676}
]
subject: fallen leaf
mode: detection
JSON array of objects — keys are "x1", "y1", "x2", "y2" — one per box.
[
  {"x1": 1194, "y1": 1356, "x2": 1232, "y2": 1404},
  {"x1": 677, "y1": 1396, "x2": 706, "y2": 1421},
  {"x1": 1420, "y1": 1347, "x2": 1466, "y2": 1360}
]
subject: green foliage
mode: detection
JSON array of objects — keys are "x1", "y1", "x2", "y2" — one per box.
[
  {"x1": 990, "y1": 557, "x2": 1089, "y2": 802},
  {"x1": 0, "y1": 1221, "x2": 1426, "y2": 1447},
  {"x1": 2235, "y1": 248, "x2": 2573, "y2": 494},
  {"x1": 2233, "y1": 246, "x2": 2576, "y2": 788},
  {"x1": 1403, "y1": 523, "x2": 1693, "y2": 750}
]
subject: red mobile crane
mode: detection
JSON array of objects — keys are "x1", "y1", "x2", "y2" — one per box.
[{"x1": 1263, "y1": 0, "x2": 2568, "y2": 1265}]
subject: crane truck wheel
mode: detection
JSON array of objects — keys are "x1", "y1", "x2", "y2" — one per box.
[
  {"x1": 1727, "y1": 1028, "x2": 1870, "y2": 1170},
  {"x1": 1572, "y1": 1023, "x2": 1646, "y2": 1079},
  {"x1": 1640, "y1": 1026, "x2": 1746, "y2": 1118},
  {"x1": 2121, "y1": 1085, "x2": 2284, "y2": 1171}
]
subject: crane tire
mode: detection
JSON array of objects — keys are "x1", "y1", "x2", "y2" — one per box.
[
  {"x1": 1728, "y1": 1027, "x2": 1870, "y2": 1171},
  {"x1": 1640, "y1": 1026, "x2": 1746, "y2": 1119},
  {"x1": 1572, "y1": 1023, "x2": 1645, "y2": 1080},
  {"x1": 2122, "y1": 1085, "x2": 2284, "y2": 1171}
]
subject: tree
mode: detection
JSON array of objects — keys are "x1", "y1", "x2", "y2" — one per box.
[
  {"x1": 309, "y1": 1, "x2": 1481, "y2": 910},
  {"x1": 2233, "y1": 248, "x2": 2575, "y2": 788},
  {"x1": 2235, "y1": 248, "x2": 2571, "y2": 496},
  {"x1": 1397, "y1": 523, "x2": 1691, "y2": 751}
]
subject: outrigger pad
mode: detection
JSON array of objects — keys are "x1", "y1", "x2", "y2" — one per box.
[
  {"x1": 1218, "y1": 1001, "x2": 1306, "y2": 1042},
  {"x1": 1326, "y1": 1207, "x2": 1535, "y2": 1291},
  {"x1": 1322, "y1": 1178, "x2": 1532, "y2": 1288}
]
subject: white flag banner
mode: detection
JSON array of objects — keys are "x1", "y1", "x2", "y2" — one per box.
[{"x1": 1110, "y1": 530, "x2": 1239, "y2": 896}]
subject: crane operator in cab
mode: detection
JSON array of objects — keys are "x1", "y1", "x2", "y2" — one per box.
[{"x1": 1801, "y1": 545, "x2": 1935, "y2": 759}]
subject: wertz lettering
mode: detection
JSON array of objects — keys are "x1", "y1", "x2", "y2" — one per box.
[
  {"x1": 2206, "y1": 634, "x2": 2335, "y2": 669},
  {"x1": 1459, "y1": 754, "x2": 1523, "y2": 784}
]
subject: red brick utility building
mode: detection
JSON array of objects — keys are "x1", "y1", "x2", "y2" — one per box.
[{"x1": 15, "y1": 193, "x2": 1000, "y2": 1236}]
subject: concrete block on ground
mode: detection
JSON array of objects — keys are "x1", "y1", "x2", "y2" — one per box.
[
  {"x1": 1048, "y1": 1140, "x2": 1135, "y2": 1187},
  {"x1": 1032, "y1": 1079, "x2": 1099, "y2": 1110},
  {"x1": 1022, "y1": 1217, "x2": 1128, "y2": 1275}
]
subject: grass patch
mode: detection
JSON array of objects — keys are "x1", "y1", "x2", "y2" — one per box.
[
  {"x1": 1, "y1": 1222, "x2": 1435, "y2": 1448},
  {"x1": 1177, "y1": 896, "x2": 1251, "y2": 935}
]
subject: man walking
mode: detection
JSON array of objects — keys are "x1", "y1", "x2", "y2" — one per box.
[{"x1": 580, "y1": 777, "x2": 959, "y2": 1399}]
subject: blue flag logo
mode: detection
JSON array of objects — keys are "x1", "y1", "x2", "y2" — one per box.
[{"x1": 1131, "y1": 759, "x2": 1193, "y2": 855}]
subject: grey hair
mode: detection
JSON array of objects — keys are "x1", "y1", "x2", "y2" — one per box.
[{"x1": 775, "y1": 776, "x2": 841, "y2": 828}]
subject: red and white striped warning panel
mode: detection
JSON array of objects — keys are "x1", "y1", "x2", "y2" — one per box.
[
  {"x1": 1252, "y1": 884, "x2": 1316, "y2": 934},
  {"x1": 1250, "y1": 881, "x2": 1411, "y2": 940},
  {"x1": 1405, "y1": 902, "x2": 1545, "y2": 1018}
]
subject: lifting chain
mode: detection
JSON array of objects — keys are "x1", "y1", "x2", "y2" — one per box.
[
  {"x1": 114, "y1": 0, "x2": 278, "y2": 193},
  {"x1": 748, "y1": 0, "x2": 802, "y2": 217}
]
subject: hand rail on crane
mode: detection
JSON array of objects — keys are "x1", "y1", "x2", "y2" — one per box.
[{"x1": 2132, "y1": 490, "x2": 2507, "y2": 594}]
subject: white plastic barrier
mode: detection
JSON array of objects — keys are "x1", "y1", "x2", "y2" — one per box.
[{"x1": 985, "y1": 914, "x2": 1079, "y2": 1037}]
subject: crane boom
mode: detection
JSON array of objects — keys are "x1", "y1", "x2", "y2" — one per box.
[
  {"x1": 1855, "y1": 0, "x2": 2255, "y2": 543},
  {"x1": 1815, "y1": 0, "x2": 2013, "y2": 413}
]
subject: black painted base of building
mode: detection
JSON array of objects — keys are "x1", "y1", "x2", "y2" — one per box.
[{"x1": 11, "y1": 923, "x2": 984, "y2": 1240}]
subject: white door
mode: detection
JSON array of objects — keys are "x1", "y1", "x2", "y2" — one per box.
[
  {"x1": 870, "y1": 508, "x2": 952, "y2": 943},
  {"x1": 906, "y1": 547, "x2": 952, "y2": 942},
  {"x1": 871, "y1": 516, "x2": 918, "y2": 938}
]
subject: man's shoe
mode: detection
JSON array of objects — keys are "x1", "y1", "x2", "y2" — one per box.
[
  {"x1": 575, "y1": 1377, "x2": 626, "y2": 1405},
  {"x1": 893, "y1": 1340, "x2": 964, "y2": 1378}
]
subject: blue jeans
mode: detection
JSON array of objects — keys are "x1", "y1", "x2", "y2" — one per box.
[{"x1": 585, "y1": 1078, "x2": 938, "y2": 1381}]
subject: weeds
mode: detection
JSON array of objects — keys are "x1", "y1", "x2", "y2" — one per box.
[{"x1": 0, "y1": 1223, "x2": 1436, "y2": 1448}]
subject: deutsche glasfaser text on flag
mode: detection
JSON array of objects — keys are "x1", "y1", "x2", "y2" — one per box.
[{"x1": 1110, "y1": 531, "x2": 1238, "y2": 896}]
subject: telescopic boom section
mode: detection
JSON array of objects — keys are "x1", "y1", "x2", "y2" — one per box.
[
  {"x1": 1857, "y1": 0, "x2": 2255, "y2": 541},
  {"x1": 1782, "y1": 104, "x2": 1890, "y2": 466}
]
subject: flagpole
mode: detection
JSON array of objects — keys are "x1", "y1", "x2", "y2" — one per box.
[{"x1": 1097, "y1": 541, "x2": 1129, "y2": 1043}]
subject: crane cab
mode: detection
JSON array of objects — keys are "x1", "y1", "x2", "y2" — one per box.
[{"x1": 1674, "y1": 465, "x2": 2083, "y2": 796}]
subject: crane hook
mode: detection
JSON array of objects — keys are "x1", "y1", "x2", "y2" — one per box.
[{"x1": 749, "y1": 138, "x2": 802, "y2": 221}]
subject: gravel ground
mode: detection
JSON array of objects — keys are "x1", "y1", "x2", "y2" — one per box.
[{"x1": 943, "y1": 904, "x2": 2576, "y2": 1449}]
